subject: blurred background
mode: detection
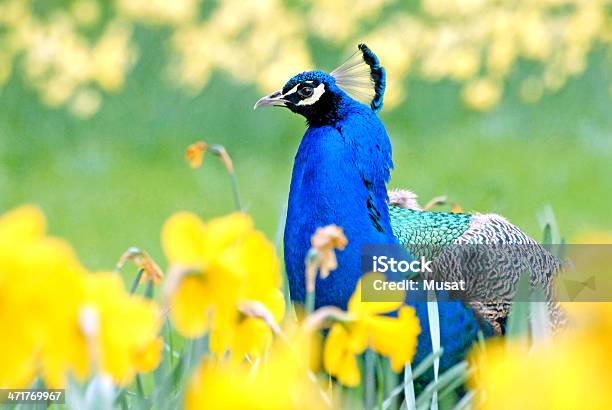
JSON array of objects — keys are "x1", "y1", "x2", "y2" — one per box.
[{"x1": 1, "y1": 0, "x2": 611, "y2": 270}]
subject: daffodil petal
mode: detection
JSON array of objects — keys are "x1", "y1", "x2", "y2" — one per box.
[
  {"x1": 169, "y1": 276, "x2": 211, "y2": 338},
  {"x1": 338, "y1": 352, "x2": 361, "y2": 387},
  {"x1": 349, "y1": 272, "x2": 404, "y2": 315},
  {"x1": 323, "y1": 324, "x2": 349, "y2": 375},
  {"x1": 0, "y1": 205, "x2": 46, "y2": 241},
  {"x1": 202, "y1": 212, "x2": 253, "y2": 257},
  {"x1": 162, "y1": 212, "x2": 207, "y2": 265},
  {"x1": 368, "y1": 307, "x2": 421, "y2": 372}
]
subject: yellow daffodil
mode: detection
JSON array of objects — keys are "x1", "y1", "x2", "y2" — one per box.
[
  {"x1": 323, "y1": 273, "x2": 421, "y2": 386},
  {"x1": 323, "y1": 324, "x2": 362, "y2": 387},
  {"x1": 161, "y1": 211, "x2": 284, "y2": 360},
  {"x1": 186, "y1": 353, "x2": 328, "y2": 410},
  {"x1": 470, "y1": 302, "x2": 612, "y2": 410},
  {"x1": 0, "y1": 205, "x2": 162, "y2": 388},
  {"x1": 33, "y1": 269, "x2": 163, "y2": 389},
  {"x1": 0, "y1": 205, "x2": 88, "y2": 388},
  {"x1": 82, "y1": 273, "x2": 162, "y2": 385}
]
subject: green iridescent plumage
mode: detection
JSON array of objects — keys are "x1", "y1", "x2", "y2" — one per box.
[{"x1": 389, "y1": 205, "x2": 471, "y2": 260}]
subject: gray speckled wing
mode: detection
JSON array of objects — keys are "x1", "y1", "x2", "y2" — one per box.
[{"x1": 388, "y1": 203, "x2": 564, "y2": 333}]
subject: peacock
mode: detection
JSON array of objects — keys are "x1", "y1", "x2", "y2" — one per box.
[{"x1": 254, "y1": 44, "x2": 561, "y2": 378}]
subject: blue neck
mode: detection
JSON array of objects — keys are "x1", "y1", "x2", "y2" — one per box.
[{"x1": 283, "y1": 97, "x2": 396, "y2": 309}]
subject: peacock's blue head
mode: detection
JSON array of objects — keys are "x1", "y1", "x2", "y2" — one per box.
[
  {"x1": 254, "y1": 44, "x2": 386, "y2": 125},
  {"x1": 254, "y1": 70, "x2": 341, "y2": 123}
]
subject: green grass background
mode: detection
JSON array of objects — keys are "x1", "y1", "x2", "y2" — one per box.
[{"x1": 1, "y1": 29, "x2": 611, "y2": 270}]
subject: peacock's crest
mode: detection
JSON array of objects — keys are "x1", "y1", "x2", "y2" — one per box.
[{"x1": 331, "y1": 43, "x2": 386, "y2": 112}]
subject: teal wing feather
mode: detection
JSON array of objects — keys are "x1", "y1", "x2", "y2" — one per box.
[{"x1": 389, "y1": 205, "x2": 472, "y2": 260}]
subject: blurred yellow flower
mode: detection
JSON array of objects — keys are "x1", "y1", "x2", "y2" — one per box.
[
  {"x1": 212, "y1": 294, "x2": 286, "y2": 362},
  {"x1": 90, "y1": 21, "x2": 135, "y2": 92},
  {"x1": 186, "y1": 356, "x2": 328, "y2": 410},
  {"x1": 323, "y1": 324, "x2": 361, "y2": 387},
  {"x1": 462, "y1": 77, "x2": 502, "y2": 111},
  {"x1": 69, "y1": 88, "x2": 102, "y2": 118},
  {"x1": 188, "y1": 321, "x2": 329, "y2": 410},
  {"x1": 71, "y1": 0, "x2": 100, "y2": 27},
  {"x1": 0, "y1": 205, "x2": 162, "y2": 388},
  {"x1": 3, "y1": 0, "x2": 610, "y2": 114},
  {"x1": 487, "y1": 38, "x2": 515, "y2": 76},
  {"x1": 116, "y1": 0, "x2": 198, "y2": 25},
  {"x1": 447, "y1": 47, "x2": 480, "y2": 81},
  {"x1": 470, "y1": 303, "x2": 612, "y2": 410},
  {"x1": 161, "y1": 211, "x2": 284, "y2": 360},
  {"x1": 0, "y1": 205, "x2": 88, "y2": 388},
  {"x1": 82, "y1": 273, "x2": 162, "y2": 385},
  {"x1": 323, "y1": 274, "x2": 420, "y2": 386}
]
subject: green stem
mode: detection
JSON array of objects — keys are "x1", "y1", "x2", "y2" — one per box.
[
  {"x1": 144, "y1": 277, "x2": 154, "y2": 299},
  {"x1": 382, "y1": 358, "x2": 399, "y2": 410},
  {"x1": 130, "y1": 269, "x2": 144, "y2": 294},
  {"x1": 166, "y1": 319, "x2": 175, "y2": 369},
  {"x1": 229, "y1": 172, "x2": 242, "y2": 211},
  {"x1": 376, "y1": 356, "x2": 385, "y2": 409},
  {"x1": 304, "y1": 249, "x2": 319, "y2": 316},
  {"x1": 305, "y1": 286, "x2": 316, "y2": 316},
  {"x1": 136, "y1": 373, "x2": 145, "y2": 399},
  {"x1": 364, "y1": 349, "x2": 376, "y2": 410}
]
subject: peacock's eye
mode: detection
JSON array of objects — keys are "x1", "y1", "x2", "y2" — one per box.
[{"x1": 298, "y1": 86, "x2": 314, "y2": 98}]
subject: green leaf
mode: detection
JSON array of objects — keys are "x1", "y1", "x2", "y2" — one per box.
[
  {"x1": 129, "y1": 269, "x2": 144, "y2": 295},
  {"x1": 542, "y1": 223, "x2": 552, "y2": 245},
  {"x1": 426, "y1": 291, "x2": 440, "y2": 410},
  {"x1": 402, "y1": 365, "x2": 417, "y2": 410},
  {"x1": 452, "y1": 391, "x2": 474, "y2": 410},
  {"x1": 530, "y1": 286, "x2": 552, "y2": 341},
  {"x1": 506, "y1": 271, "x2": 531, "y2": 342},
  {"x1": 411, "y1": 349, "x2": 444, "y2": 380},
  {"x1": 438, "y1": 369, "x2": 472, "y2": 401},
  {"x1": 382, "y1": 350, "x2": 444, "y2": 410},
  {"x1": 84, "y1": 376, "x2": 116, "y2": 410},
  {"x1": 144, "y1": 278, "x2": 154, "y2": 299},
  {"x1": 415, "y1": 361, "x2": 469, "y2": 410},
  {"x1": 538, "y1": 206, "x2": 560, "y2": 245},
  {"x1": 364, "y1": 349, "x2": 377, "y2": 410},
  {"x1": 380, "y1": 356, "x2": 399, "y2": 410}
]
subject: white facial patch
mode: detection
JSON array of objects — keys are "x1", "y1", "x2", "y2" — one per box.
[
  {"x1": 283, "y1": 84, "x2": 299, "y2": 96},
  {"x1": 296, "y1": 83, "x2": 326, "y2": 106}
]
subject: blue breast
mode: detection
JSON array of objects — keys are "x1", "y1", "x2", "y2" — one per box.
[{"x1": 283, "y1": 102, "x2": 397, "y2": 309}]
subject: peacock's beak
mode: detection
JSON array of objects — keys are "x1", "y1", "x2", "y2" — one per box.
[{"x1": 253, "y1": 89, "x2": 287, "y2": 109}]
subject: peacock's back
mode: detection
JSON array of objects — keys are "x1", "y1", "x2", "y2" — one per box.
[{"x1": 387, "y1": 192, "x2": 564, "y2": 333}]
